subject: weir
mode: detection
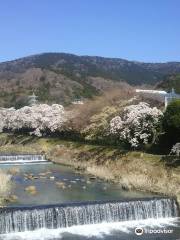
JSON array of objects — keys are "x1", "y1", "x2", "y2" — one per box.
[
  {"x1": 0, "y1": 154, "x2": 48, "y2": 164},
  {"x1": 0, "y1": 197, "x2": 179, "y2": 234}
]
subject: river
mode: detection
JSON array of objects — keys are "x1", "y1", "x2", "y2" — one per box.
[{"x1": 0, "y1": 155, "x2": 179, "y2": 240}]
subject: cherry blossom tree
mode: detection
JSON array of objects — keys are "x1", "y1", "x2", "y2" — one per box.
[
  {"x1": 109, "y1": 102, "x2": 163, "y2": 148},
  {"x1": 0, "y1": 104, "x2": 67, "y2": 136},
  {"x1": 170, "y1": 143, "x2": 180, "y2": 156}
]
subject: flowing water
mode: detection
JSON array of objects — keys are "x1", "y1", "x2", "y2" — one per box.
[
  {"x1": 0, "y1": 154, "x2": 49, "y2": 165},
  {"x1": 0, "y1": 154, "x2": 180, "y2": 239}
]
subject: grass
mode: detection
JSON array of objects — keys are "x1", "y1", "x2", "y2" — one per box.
[{"x1": 0, "y1": 170, "x2": 11, "y2": 205}]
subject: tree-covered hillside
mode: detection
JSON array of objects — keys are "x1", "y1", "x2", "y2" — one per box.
[{"x1": 0, "y1": 52, "x2": 180, "y2": 107}]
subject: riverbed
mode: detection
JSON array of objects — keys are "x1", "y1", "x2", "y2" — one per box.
[{"x1": 2, "y1": 163, "x2": 156, "y2": 206}]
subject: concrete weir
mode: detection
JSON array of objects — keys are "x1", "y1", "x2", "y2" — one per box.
[
  {"x1": 0, "y1": 197, "x2": 179, "y2": 234},
  {"x1": 0, "y1": 154, "x2": 49, "y2": 165}
]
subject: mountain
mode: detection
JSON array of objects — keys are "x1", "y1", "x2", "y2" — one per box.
[
  {"x1": 0, "y1": 52, "x2": 180, "y2": 107},
  {"x1": 157, "y1": 73, "x2": 180, "y2": 94}
]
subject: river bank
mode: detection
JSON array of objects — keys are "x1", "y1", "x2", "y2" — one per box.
[
  {"x1": 0, "y1": 170, "x2": 11, "y2": 205},
  {"x1": 0, "y1": 133, "x2": 180, "y2": 204}
]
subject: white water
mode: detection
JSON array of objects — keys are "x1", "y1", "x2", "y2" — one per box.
[
  {"x1": 0, "y1": 154, "x2": 49, "y2": 165},
  {"x1": 0, "y1": 162, "x2": 51, "y2": 166},
  {"x1": 0, "y1": 198, "x2": 178, "y2": 234},
  {"x1": 0, "y1": 218, "x2": 178, "y2": 240}
]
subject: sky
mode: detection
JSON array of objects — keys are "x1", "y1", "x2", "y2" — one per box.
[{"x1": 0, "y1": 0, "x2": 180, "y2": 63}]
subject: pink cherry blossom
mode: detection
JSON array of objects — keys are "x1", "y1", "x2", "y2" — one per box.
[
  {"x1": 110, "y1": 102, "x2": 163, "y2": 148},
  {"x1": 0, "y1": 104, "x2": 66, "y2": 136}
]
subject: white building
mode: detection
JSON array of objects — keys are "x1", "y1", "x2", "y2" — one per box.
[
  {"x1": 135, "y1": 89, "x2": 167, "y2": 95},
  {"x1": 135, "y1": 88, "x2": 180, "y2": 108}
]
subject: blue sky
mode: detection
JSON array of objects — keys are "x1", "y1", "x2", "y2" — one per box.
[{"x1": 0, "y1": 0, "x2": 180, "y2": 62}]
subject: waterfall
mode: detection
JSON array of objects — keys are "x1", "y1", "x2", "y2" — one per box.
[
  {"x1": 0, "y1": 197, "x2": 179, "y2": 234},
  {"x1": 0, "y1": 154, "x2": 48, "y2": 165}
]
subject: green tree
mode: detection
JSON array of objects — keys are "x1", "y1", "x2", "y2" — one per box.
[{"x1": 162, "y1": 99, "x2": 180, "y2": 146}]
